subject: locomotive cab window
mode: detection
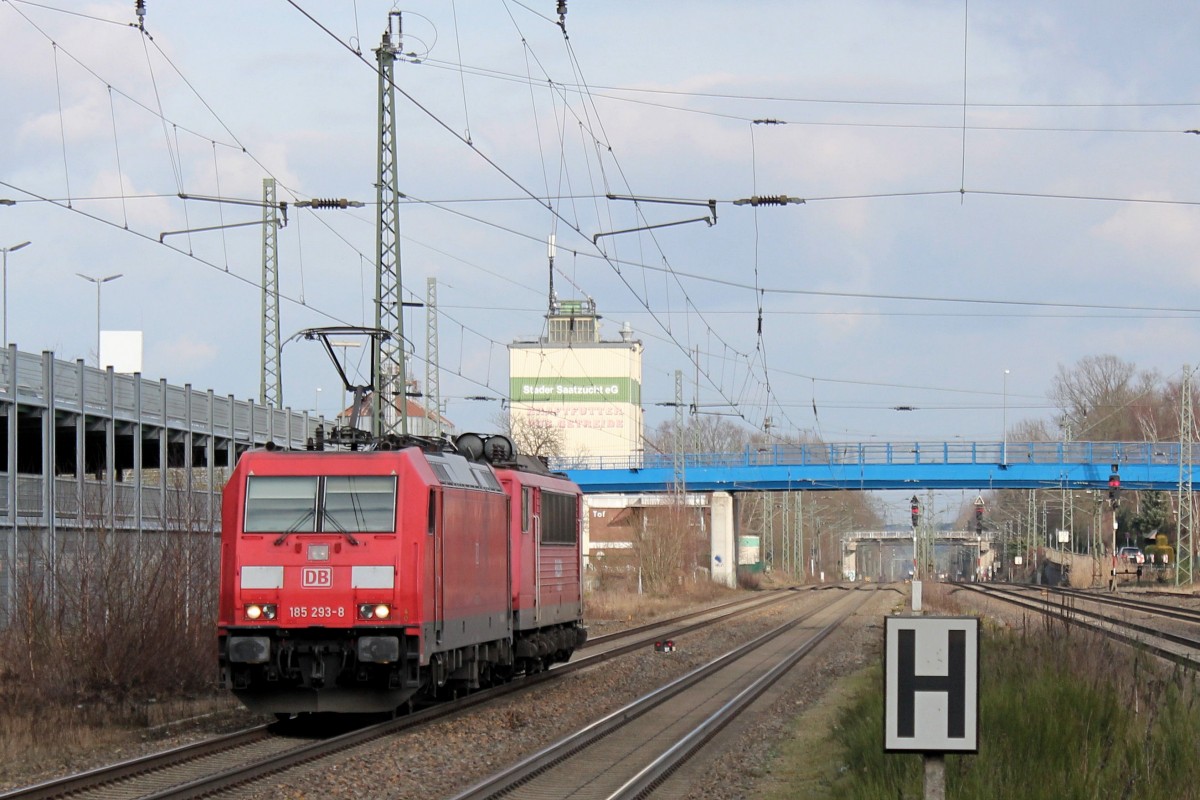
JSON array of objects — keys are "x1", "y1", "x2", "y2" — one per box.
[
  {"x1": 244, "y1": 476, "x2": 318, "y2": 532},
  {"x1": 540, "y1": 491, "x2": 578, "y2": 545},
  {"x1": 244, "y1": 475, "x2": 396, "y2": 534},
  {"x1": 323, "y1": 476, "x2": 396, "y2": 532}
]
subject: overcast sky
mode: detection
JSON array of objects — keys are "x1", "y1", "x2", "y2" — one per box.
[{"x1": 4, "y1": 1, "x2": 1200, "y2": 463}]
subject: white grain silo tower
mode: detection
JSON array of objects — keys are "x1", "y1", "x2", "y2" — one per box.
[{"x1": 508, "y1": 294, "x2": 643, "y2": 462}]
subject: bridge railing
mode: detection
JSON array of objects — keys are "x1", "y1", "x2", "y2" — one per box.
[{"x1": 553, "y1": 441, "x2": 1196, "y2": 472}]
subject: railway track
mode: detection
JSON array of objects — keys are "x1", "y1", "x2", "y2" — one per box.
[
  {"x1": 1049, "y1": 585, "x2": 1200, "y2": 626},
  {"x1": 0, "y1": 589, "x2": 805, "y2": 800},
  {"x1": 954, "y1": 582, "x2": 1200, "y2": 670},
  {"x1": 449, "y1": 586, "x2": 877, "y2": 800}
]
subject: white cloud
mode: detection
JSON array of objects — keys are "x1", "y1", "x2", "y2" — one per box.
[{"x1": 1090, "y1": 200, "x2": 1200, "y2": 284}]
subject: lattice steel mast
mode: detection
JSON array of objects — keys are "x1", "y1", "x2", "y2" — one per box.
[
  {"x1": 260, "y1": 177, "x2": 281, "y2": 407},
  {"x1": 1179, "y1": 364, "x2": 1195, "y2": 585},
  {"x1": 673, "y1": 369, "x2": 685, "y2": 495},
  {"x1": 373, "y1": 13, "x2": 406, "y2": 437},
  {"x1": 426, "y1": 277, "x2": 441, "y2": 437}
]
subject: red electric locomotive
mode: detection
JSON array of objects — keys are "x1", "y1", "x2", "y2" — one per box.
[{"x1": 217, "y1": 433, "x2": 586, "y2": 715}]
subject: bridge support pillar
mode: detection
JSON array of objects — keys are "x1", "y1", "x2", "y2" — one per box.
[{"x1": 711, "y1": 491, "x2": 736, "y2": 588}]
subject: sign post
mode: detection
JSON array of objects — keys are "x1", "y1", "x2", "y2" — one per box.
[{"x1": 885, "y1": 616, "x2": 980, "y2": 799}]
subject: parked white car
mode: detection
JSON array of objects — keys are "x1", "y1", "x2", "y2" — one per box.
[{"x1": 1118, "y1": 546, "x2": 1145, "y2": 565}]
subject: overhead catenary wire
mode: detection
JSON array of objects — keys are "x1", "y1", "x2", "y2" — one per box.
[
  {"x1": 9, "y1": 2, "x2": 1199, "y2": 442},
  {"x1": 554, "y1": 28, "x2": 783, "y2": 429},
  {"x1": 0, "y1": 6, "x2": 554, "y2": 406},
  {"x1": 452, "y1": 1, "x2": 779, "y2": 429},
  {"x1": 404, "y1": 55, "x2": 1200, "y2": 134}
]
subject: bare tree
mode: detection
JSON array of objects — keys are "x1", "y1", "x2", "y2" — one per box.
[
  {"x1": 495, "y1": 410, "x2": 565, "y2": 459},
  {"x1": 633, "y1": 501, "x2": 693, "y2": 592},
  {"x1": 1049, "y1": 355, "x2": 1163, "y2": 441},
  {"x1": 645, "y1": 414, "x2": 752, "y2": 455},
  {"x1": 1011, "y1": 418, "x2": 1054, "y2": 442}
]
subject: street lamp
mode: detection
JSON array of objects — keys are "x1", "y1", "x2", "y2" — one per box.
[
  {"x1": 2, "y1": 241, "x2": 30, "y2": 347},
  {"x1": 1002, "y1": 368, "x2": 1010, "y2": 463},
  {"x1": 76, "y1": 272, "x2": 122, "y2": 367},
  {"x1": 315, "y1": 387, "x2": 322, "y2": 417}
]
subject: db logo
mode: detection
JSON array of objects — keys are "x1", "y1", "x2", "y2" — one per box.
[{"x1": 302, "y1": 567, "x2": 332, "y2": 588}]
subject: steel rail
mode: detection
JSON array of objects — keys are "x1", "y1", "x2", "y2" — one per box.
[
  {"x1": 956, "y1": 583, "x2": 1200, "y2": 670},
  {"x1": 0, "y1": 590, "x2": 808, "y2": 800},
  {"x1": 1043, "y1": 584, "x2": 1200, "y2": 625},
  {"x1": 607, "y1": 590, "x2": 873, "y2": 800},
  {"x1": 0, "y1": 727, "x2": 275, "y2": 800},
  {"x1": 449, "y1": 587, "x2": 875, "y2": 800}
]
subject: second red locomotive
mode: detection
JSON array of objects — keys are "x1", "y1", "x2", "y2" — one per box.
[{"x1": 217, "y1": 433, "x2": 586, "y2": 715}]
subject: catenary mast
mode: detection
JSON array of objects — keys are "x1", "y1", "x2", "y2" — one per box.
[
  {"x1": 373, "y1": 12, "x2": 407, "y2": 437},
  {"x1": 260, "y1": 177, "x2": 281, "y2": 407}
]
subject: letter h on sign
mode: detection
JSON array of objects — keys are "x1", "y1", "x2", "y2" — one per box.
[{"x1": 884, "y1": 616, "x2": 979, "y2": 753}]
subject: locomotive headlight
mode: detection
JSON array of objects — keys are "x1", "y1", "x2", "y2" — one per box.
[
  {"x1": 244, "y1": 603, "x2": 277, "y2": 621},
  {"x1": 357, "y1": 603, "x2": 392, "y2": 620}
]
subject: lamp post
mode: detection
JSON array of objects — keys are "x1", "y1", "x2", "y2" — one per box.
[
  {"x1": 1, "y1": 241, "x2": 30, "y2": 347},
  {"x1": 76, "y1": 272, "x2": 122, "y2": 367},
  {"x1": 1002, "y1": 368, "x2": 1010, "y2": 463},
  {"x1": 315, "y1": 387, "x2": 322, "y2": 417}
]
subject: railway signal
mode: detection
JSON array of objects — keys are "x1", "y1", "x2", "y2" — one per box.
[
  {"x1": 1108, "y1": 464, "x2": 1121, "y2": 509},
  {"x1": 911, "y1": 496, "x2": 920, "y2": 528},
  {"x1": 973, "y1": 495, "x2": 985, "y2": 536}
]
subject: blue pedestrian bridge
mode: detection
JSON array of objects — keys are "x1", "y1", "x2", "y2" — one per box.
[{"x1": 554, "y1": 441, "x2": 1197, "y2": 494}]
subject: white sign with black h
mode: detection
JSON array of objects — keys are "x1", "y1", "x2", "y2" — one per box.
[{"x1": 884, "y1": 616, "x2": 979, "y2": 753}]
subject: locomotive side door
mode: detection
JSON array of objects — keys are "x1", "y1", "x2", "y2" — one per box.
[
  {"x1": 532, "y1": 486, "x2": 541, "y2": 626},
  {"x1": 430, "y1": 487, "x2": 443, "y2": 644}
]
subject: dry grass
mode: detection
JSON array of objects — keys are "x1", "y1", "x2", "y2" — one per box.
[
  {"x1": 0, "y1": 499, "x2": 236, "y2": 790},
  {"x1": 585, "y1": 574, "x2": 748, "y2": 624},
  {"x1": 0, "y1": 694, "x2": 247, "y2": 790},
  {"x1": 792, "y1": 581, "x2": 1200, "y2": 800}
]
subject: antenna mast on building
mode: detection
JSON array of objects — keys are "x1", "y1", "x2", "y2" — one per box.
[
  {"x1": 374, "y1": 12, "x2": 407, "y2": 438},
  {"x1": 547, "y1": 234, "x2": 556, "y2": 308},
  {"x1": 260, "y1": 177, "x2": 282, "y2": 407}
]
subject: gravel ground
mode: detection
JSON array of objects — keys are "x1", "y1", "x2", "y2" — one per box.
[
  {"x1": 0, "y1": 585, "x2": 905, "y2": 800},
  {"x1": 9, "y1": 583, "x2": 1200, "y2": 799},
  {"x1": 237, "y1": 585, "x2": 905, "y2": 800}
]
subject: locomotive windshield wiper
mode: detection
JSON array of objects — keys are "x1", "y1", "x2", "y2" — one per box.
[
  {"x1": 321, "y1": 512, "x2": 360, "y2": 546},
  {"x1": 273, "y1": 508, "x2": 316, "y2": 546}
]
